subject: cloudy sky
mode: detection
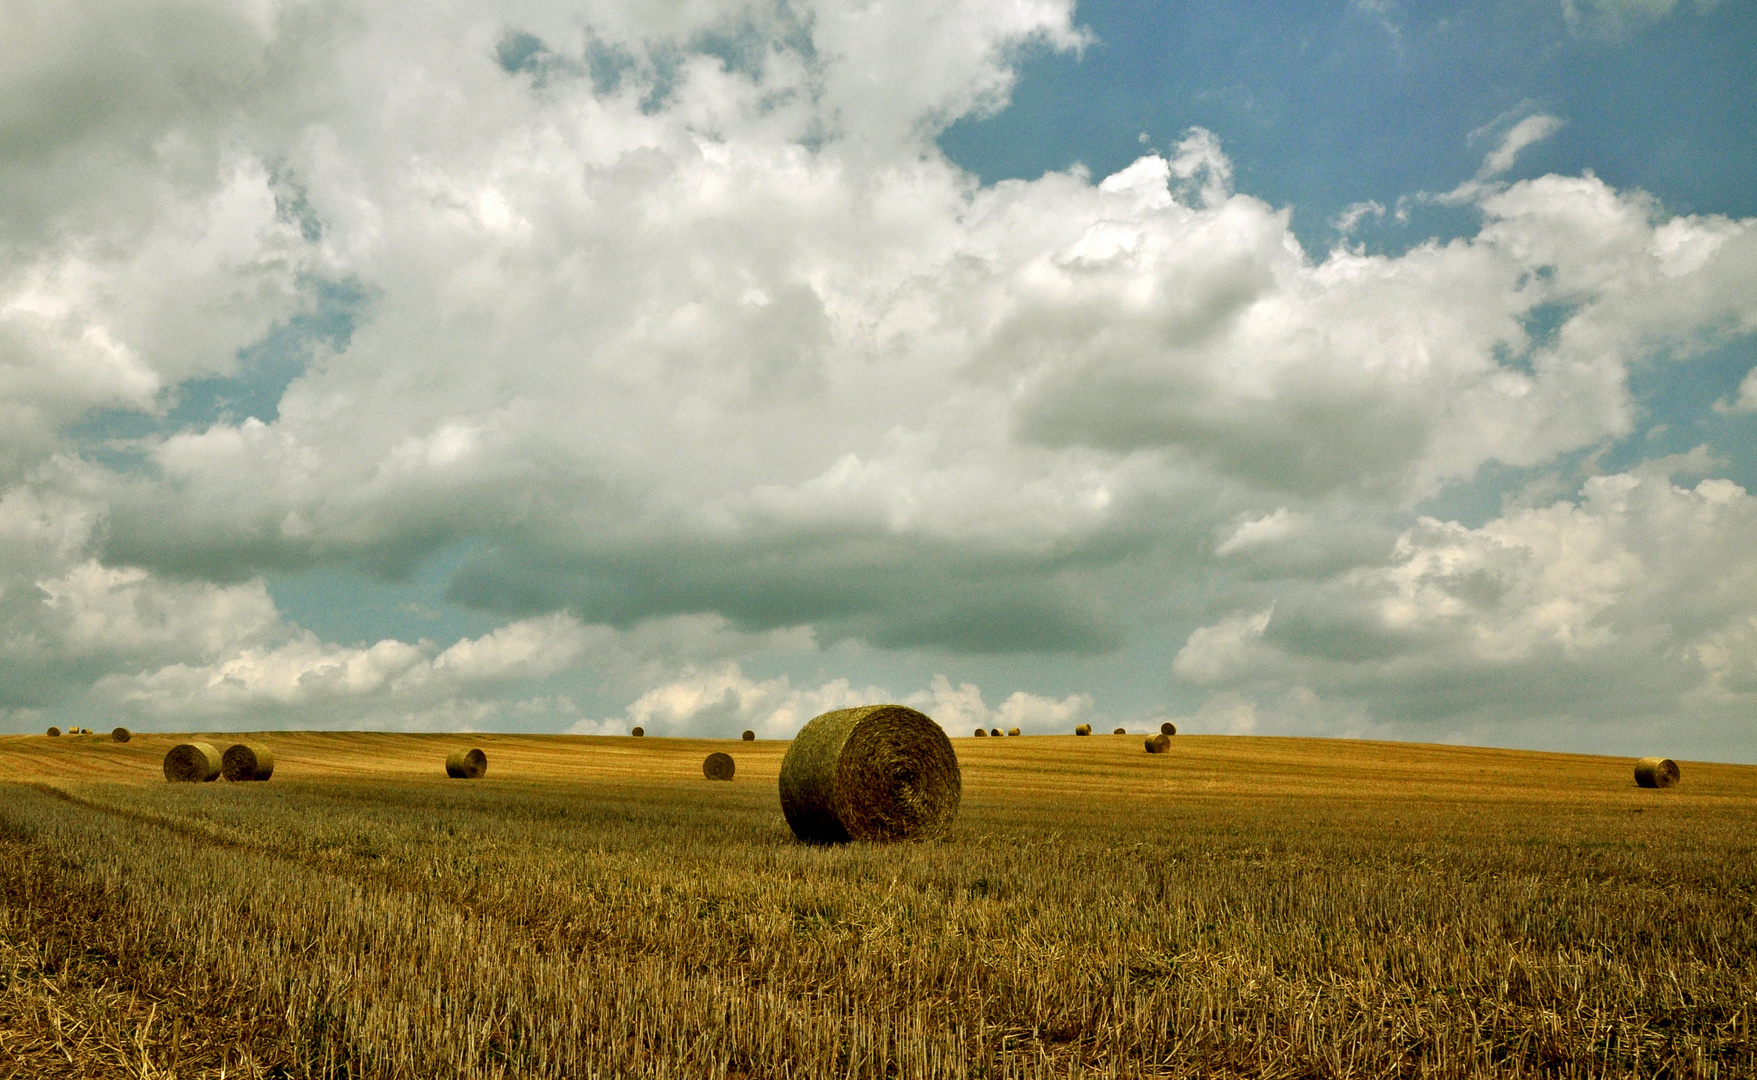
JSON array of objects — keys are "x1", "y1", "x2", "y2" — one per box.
[{"x1": 3, "y1": 0, "x2": 1754, "y2": 759}]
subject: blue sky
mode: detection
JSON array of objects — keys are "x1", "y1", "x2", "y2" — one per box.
[{"x1": 3, "y1": 0, "x2": 1754, "y2": 760}]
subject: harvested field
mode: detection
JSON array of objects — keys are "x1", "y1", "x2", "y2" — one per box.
[{"x1": 1, "y1": 730, "x2": 1754, "y2": 1078}]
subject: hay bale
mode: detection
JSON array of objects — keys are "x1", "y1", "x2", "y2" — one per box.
[
  {"x1": 1113, "y1": 727, "x2": 1126, "y2": 735},
  {"x1": 163, "y1": 742, "x2": 222, "y2": 783},
  {"x1": 989, "y1": 728, "x2": 1002, "y2": 737},
  {"x1": 1074, "y1": 724, "x2": 1091, "y2": 736},
  {"x1": 1160, "y1": 721, "x2": 1177, "y2": 736},
  {"x1": 445, "y1": 748, "x2": 487, "y2": 779},
  {"x1": 111, "y1": 727, "x2": 131, "y2": 743},
  {"x1": 631, "y1": 726, "x2": 645, "y2": 737},
  {"x1": 1634, "y1": 757, "x2": 1680, "y2": 789},
  {"x1": 703, "y1": 751, "x2": 736, "y2": 781},
  {"x1": 974, "y1": 727, "x2": 987, "y2": 737},
  {"x1": 1145, "y1": 733, "x2": 1170, "y2": 754},
  {"x1": 222, "y1": 743, "x2": 274, "y2": 782},
  {"x1": 779, "y1": 704, "x2": 961, "y2": 844},
  {"x1": 1007, "y1": 727, "x2": 1020, "y2": 736},
  {"x1": 46, "y1": 726, "x2": 60, "y2": 737},
  {"x1": 742, "y1": 729, "x2": 756, "y2": 741}
]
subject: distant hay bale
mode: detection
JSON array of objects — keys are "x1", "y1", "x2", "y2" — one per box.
[
  {"x1": 779, "y1": 704, "x2": 961, "y2": 844},
  {"x1": 445, "y1": 748, "x2": 487, "y2": 779},
  {"x1": 1113, "y1": 727, "x2": 1126, "y2": 735},
  {"x1": 703, "y1": 751, "x2": 736, "y2": 781},
  {"x1": 1007, "y1": 727, "x2": 1020, "y2": 736},
  {"x1": 111, "y1": 727, "x2": 131, "y2": 743},
  {"x1": 1160, "y1": 722, "x2": 1177, "y2": 736},
  {"x1": 1145, "y1": 733, "x2": 1171, "y2": 754},
  {"x1": 1634, "y1": 757, "x2": 1680, "y2": 789},
  {"x1": 631, "y1": 726, "x2": 645, "y2": 737},
  {"x1": 1074, "y1": 724, "x2": 1091, "y2": 736},
  {"x1": 222, "y1": 743, "x2": 274, "y2": 782},
  {"x1": 163, "y1": 742, "x2": 222, "y2": 783},
  {"x1": 46, "y1": 726, "x2": 60, "y2": 737},
  {"x1": 974, "y1": 727, "x2": 987, "y2": 737},
  {"x1": 989, "y1": 728, "x2": 1001, "y2": 737},
  {"x1": 742, "y1": 729, "x2": 756, "y2": 741}
]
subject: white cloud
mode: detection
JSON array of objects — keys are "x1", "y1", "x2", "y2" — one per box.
[{"x1": 1478, "y1": 114, "x2": 1565, "y2": 179}]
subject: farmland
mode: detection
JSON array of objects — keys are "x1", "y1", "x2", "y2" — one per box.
[{"x1": 1, "y1": 730, "x2": 1754, "y2": 1078}]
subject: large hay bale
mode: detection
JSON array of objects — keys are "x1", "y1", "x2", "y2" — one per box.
[
  {"x1": 46, "y1": 726, "x2": 60, "y2": 737},
  {"x1": 742, "y1": 729, "x2": 756, "y2": 741},
  {"x1": 1160, "y1": 721, "x2": 1177, "y2": 736},
  {"x1": 779, "y1": 704, "x2": 961, "y2": 844},
  {"x1": 111, "y1": 727, "x2": 131, "y2": 743},
  {"x1": 989, "y1": 728, "x2": 1001, "y2": 737},
  {"x1": 445, "y1": 748, "x2": 487, "y2": 779},
  {"x1": 163, "y1": 742, "x2": 222, "y2": 783},
  {"x1": 1113, "y1": 727, "x2": 1126, "y2": 735},
  {"x1": 703, "y1": 751, "x2": 736, "y2": 781},
  {"x1": 1145, "y1": 733, "x2": 1171, "y2": 754},
  {"x1": 1634, "y1": 757, "x2": 1680, "y2": 788},
  {"x1": 973, "y1": 727, "x2": 987, "y2": 737},
  {"x1": 631, "y1": 726, "x2": 645, "y2": 737},
  {"x1": 1074, "y1": 724, "x2": 1091, "y2": 736},
  {"x1": 1007, "y1": 727, "x2": 1020, "y2": 736},
  {"x1": 222, "y1": 742, "x2": 274, "y2": 782}
]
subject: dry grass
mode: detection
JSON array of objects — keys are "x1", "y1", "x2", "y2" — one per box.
[{"x1": 1, "y1": 731, "x2": 1754, "y2": 1078}]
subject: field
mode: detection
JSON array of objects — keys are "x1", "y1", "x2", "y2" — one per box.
[{"x1": 1, "y1": 730, "x2": 1754, "y2": 1079}]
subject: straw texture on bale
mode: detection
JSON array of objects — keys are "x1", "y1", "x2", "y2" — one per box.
[
  {"x1": 1634, "y1": 757, "x2": 1680, "y2": 788},
  {"x1": 779, "y1": 704, "x2": 961, "y2": 844},
  {"x1": 163, "y1": 742, "x2": 222, "y2": 783},
  {"x1": 1113, "y1": 727, "x2": 1126, "y2": 735},
  {"x1": 1145, "y1": 733, "x2": 1171, "y2": 754},
  {"x1": 1007, "y1": 727, "x2": 1020, "y2": 736},
  {"x1": 742, "y1": 729, "x2": 756, "y2": 741},
  {"x1": 1074, "y1": 724, "x2": 1091, "y2": 736},
  {"x1": 46, "y1": 727, "x2": 60, "y2": 737},
  {"x1": 1160, "y1": 721, "x2": 1177, "y2": 736},
  {"x1": 222, "y1": 742, "x2": 275, "y2": 782},
  {"x1": 974, "y1": 727, "x2": 987, "y2": 737},
  {"x1": 631, "y1": 726, "x2": 645, "y2": 737},
  {"x1": 445, "y1": 747, "x2": 487, "y2": 779},
  {"x1": 111, "y1": 727, "x2": 131, "y2": 743},
  {"x1": 703, "y1": 751, "x2": 736, "y2": 781}
]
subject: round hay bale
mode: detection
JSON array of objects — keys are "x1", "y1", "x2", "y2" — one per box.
[
  {"x1": 631, "y1": 726, "x2": 645, "y2": 737},
  {"x1": 222, "y1": 743, "x2": 274, "y2": 782},
  {"x1": 973, "y1": 727, "x2": 987, "y2": 737},
  {"x1": 1113, "y1": 727, "x2": 1126, "y2": 735},
  {"x1": 703, "y1": 751, "x2": 736, "y2": 781},
  {"x1": 163, "y1": 742, "x2": 222, "y2": 783},
  {"x1": 779, "y1": 704, "x2": 961, "y2": 844},
  {"x1": 1160, "y1": 721, "x2": 1177, "y2": 736},
  {"x1": 445, "y1": 748, "x2": 487, "y2": 779},
  {"x1": 742, "y1": 729, "x2": 756, "y2": 741},
  {"x1": 1074, "y1": 724, "x2": 1091, "y2": 736},
  {"x1": 111, "y1": 727, "x2": 131, "y2": 743},
  {"x1": 989, "y1": 728, "x2": 1002, "y2": 737},
  {"x1": 1634, "y1": 757, "x2": 1680, "y2": 789},
  {"x1": 46, "y1": 726, "x2": 60, "y2": 737},
  {"x1": 1007, "y1": 727, "x2": 1020, "y2": 736},
  {"x1": 1145, "y1": 733, "x2": 1171, "y2": 754}
]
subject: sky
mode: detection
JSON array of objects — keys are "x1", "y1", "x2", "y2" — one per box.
[{"x1": 2, "y1": 0, "x2": 1755, "y2": 760}]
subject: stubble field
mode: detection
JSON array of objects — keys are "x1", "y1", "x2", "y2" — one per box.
[{"x1": 1, "y1": 729, "x2": 1753, "y2": 1079}]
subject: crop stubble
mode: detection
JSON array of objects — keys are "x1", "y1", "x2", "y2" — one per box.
[{"x1": 0, "y1": 732, "x2": 1753, "y2": 1078}]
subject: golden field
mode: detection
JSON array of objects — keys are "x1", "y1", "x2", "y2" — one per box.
[{"x1": 1, "y1": 729, "x2": 1753, "y2": 1078}]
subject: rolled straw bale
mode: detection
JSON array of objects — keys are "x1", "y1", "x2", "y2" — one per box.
[
  {"x1": 1007, "y1": 727, "x2": 1020, "y2": 736},
  {"x1": 742, "y1": 729, "x2": 756, "y2": 741},
  {"x1": 445, "y1": 748, "x2": 488, "y2": 779},
  {"x1": 46, "y1": 727, "x2": 60, "y2": 737},
  {"x1": 222, "y1": 743, "x2": 274, "y2": 782},
  {"x1": 111, "y1": 727, "x2": 131, "y2": 743},
  {"x1": 1634, "y1": 757, "x2": 1680, "y2": 789},
  {"x1": 1074, "y1": 724, "x2": 1091, "y2": 736},
  {"x1": 990, "y1": 728, "x2": 1002, "y2": 737},
  {"x1": 1113, "y1": 727, "x2": 1126, "y2": 735},
  {"x1": 163, "y1": 742, "x2": 222, "y2": 783},
  {"x1": 631, "y1": 726, "x2": 645, "y2": 737},
  {"x1": 974, "y1": 727, "x2": 987, "y2": 737},
  {"x1": 703, "y1": 751, "x2": 736, "y2": 781},
  {"x1": 1145, "y1": 733, "x2": 1171, "y2": 754},
  {"x1": 1160, "y1": 722, "x2": 1177, "y2": 736},
  {"x1": 779, "y1": 704, "x2": 961, "y2": 844}
]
